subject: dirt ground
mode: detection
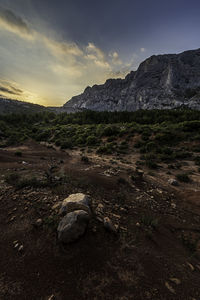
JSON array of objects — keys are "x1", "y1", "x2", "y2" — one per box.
[{"x1": 0, "y1": 141, "x2": 200, "y2": 300}]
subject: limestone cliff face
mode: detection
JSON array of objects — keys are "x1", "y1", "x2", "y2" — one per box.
[{"x1": 63, "y1": 48, "x2": 200, "y2": 111}]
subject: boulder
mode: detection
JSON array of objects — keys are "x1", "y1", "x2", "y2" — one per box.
[
  {"x1": 57, "y1": 210, "x2": 90, "y2": 243},
  {"x1": 60, "y1": 193, "x2": 91, "y2": 215}
]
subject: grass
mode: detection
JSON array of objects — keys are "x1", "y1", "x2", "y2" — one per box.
[{"x1": 141, "y1": 214, "x2": 159, "y2": 229}]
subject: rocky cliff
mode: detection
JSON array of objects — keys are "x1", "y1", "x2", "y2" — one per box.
[{"x1": 63, "y1": 48, "x2": 200, "y2": 111}]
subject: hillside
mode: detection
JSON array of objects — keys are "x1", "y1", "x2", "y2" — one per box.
[
  {"x1": 0, "y1": 98, "x2": 49, "y2": 114},
  {"x1": 63, "y1": 48, "x2": 200, "y2": 112}
]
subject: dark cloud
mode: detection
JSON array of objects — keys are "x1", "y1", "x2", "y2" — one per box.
[
  {"x1": 0, "y1": 85, "x2": 23, "y2": 96},
  {"x1": 0, "y1": 6, "x2": 32, "y2": 36}
]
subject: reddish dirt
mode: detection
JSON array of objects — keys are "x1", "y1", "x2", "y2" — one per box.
[{"x1": 0, "y1": 141, "x2": 200, "y2": 300}]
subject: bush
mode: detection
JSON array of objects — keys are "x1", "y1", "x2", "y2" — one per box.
[
  {"x1": 176, "y1": 173, "x2": 191, "y2": 183},
  {"x1": 86, "y1": 135, "x2": 97, "y2": 146},
  {"x1": 5, "y1": 173, "x2": 20, "y2": 185},
  {"x1": 102, "y1": 125, "x2": 119, "y2": 137},
  {"x1": 194, "y1": 156, "x2": 200, "y2": 166},
  {"x1": 15, "y1": 151, "x2": 22, "y2": 157},
  {"x1": 60, "y1": 139, "x2": 72, "y2": 149},
  {"x1": 96, "y1": 142, "x2": 115, "y2": 154},
  {"x1": 81, "y1": 155, "x2": 89, "y2": 163}
]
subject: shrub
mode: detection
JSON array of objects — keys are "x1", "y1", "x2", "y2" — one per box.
[
  {"x1": 15, "y1": 151, "x2": 22, "y2": 157},
  {"x1": 141, "y1": 214, "x2": 158, "y2": 228},
  {"x1": 96, "y1": 142, "x2": 115, "y2": 154},
  {"x1": 145, "y1": 160, "x2": 158, "y2": 169},
  {"x1": 81, "y1": 155, "x2": 89, "y2": 163},
  {"x1": 86, "y1": 135, "x2": 97, "y2": 146},
  {"x1": 102, "y1": 125, "x2": 119, "y2": 137},
  {"x1": 5, "y1": 173, "x2": 20, "y2": 185},
  {"x1": 194, "y1": 156, "x2": 200, "y2": 166},
  {"x1": 60, "y1": 139, "x2": 72, "y2": 149},
  {"x1": 176, "y1": 173, "x2": 191, "y2": 183}
]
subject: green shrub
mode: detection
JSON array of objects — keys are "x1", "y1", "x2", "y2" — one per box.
[
  {"x1": 194, "y1": 156, "x2": 200, "y2": 166},
  {"x1": 15, "y1": 151, "x2": 22, "y2": 157},
  {"x1": 81, "y1": 155, "x2": 89, "y2": 163},
  {"x1": 176, "y1": 173, "x2": 191, "y2": 183},
  {"x1": 60, "y1": 139, "x2": 72, "y2": 149},
  {"x1": 102, "y1": 125, "x2": 119, "y2": 137},
  {"x1": 86, "y1": 135, "x2": 97, "y2": 146}
]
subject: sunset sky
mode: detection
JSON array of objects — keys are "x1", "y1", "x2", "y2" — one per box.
[{"x1": 0, "y1": 0, "x2": 200, "y2": 106}]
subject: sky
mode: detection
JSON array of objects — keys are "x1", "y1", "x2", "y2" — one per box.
[{"x1": 0, "y1": 0, "x2": 200, "y2": 106}]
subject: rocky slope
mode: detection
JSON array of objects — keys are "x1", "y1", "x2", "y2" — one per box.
[{"x1": 63, "y1": 48, "x2": 200, "y2": 111}]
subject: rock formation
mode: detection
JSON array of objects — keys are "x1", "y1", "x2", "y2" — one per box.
[{"x1": 63, "y1": 48, "x2": 200, "y2": 112}]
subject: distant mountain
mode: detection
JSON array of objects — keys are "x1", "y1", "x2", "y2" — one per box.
[
  {"x1": 0, "y1": 98, "x2": 50, "y2": 114},
  {"x1": 63, "y1": 48, "x2": 200, "y2": 112}
]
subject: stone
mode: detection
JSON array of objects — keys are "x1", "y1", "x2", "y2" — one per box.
[
  {"x1": 96, "y1": 203, "x2": 104, "y2": 216},
  {"x1": 165, "y1": 282, "x2": 175, "y2": 294},
  {"x1": 52, "y1": 202, "x2": 62, "y2": 211},
  {"x1": 168, "y1": 179, "x2": 179, "y2": 186},
  {"x1": 57, "y1": 210, "x2": 90, "y2": 243},
  {"x1": 186, "y1": 262, "x2": 194, "y2": 271},
  {"x1": 169, "y1": 278, "x2": 181, "y2": 285},
  {"x1": 60, "y1": 193, "x2": 91, "y2": 216},
  {"x1": 103, "y1": 217, "x2": 118, "y2": 234},
  {"x1": 18, "y1": 245, "x2": 24, "y2": 252},
  {"x1": 35, "y1": 219, "x2": 43, "y2": 227}
]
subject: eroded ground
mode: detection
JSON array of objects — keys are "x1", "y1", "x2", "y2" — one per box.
[{"x1": 0, "y1": 141, "x2": 200, "y2": 300}]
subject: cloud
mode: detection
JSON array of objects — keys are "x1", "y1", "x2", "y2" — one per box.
[
  {"x1": 109, "y1": 51, "x2": 122, "y2": 65},
  {"x1": 0, "y1": 80, "x2": 39, "y2": 103},
  {"x1": 0, "y1": 7, "x2": 135, "y2": 105},
  {"x1": 0, "y1": 6, "x2": 33, "y2": 38},
  {"x1": 42, "y1": 36, "x2": 83, "y2": 57},
  {"x1": 0, "y1": 81, "x2": 23, "y2": 96},
  {"x1": 140, "y1": 47, "x2": 146, "y2": 52}
]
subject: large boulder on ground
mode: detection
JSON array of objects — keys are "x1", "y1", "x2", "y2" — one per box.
[
  {"x1": 59, "y1": 193, "x2": 91, "y2": 215},
  {"x1": 57, "y1": 210, "x2": 90, "y2": 243}
]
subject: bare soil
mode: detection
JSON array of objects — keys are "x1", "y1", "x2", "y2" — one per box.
[{"x1": 0, "y1": 141, "x2": 200, "y2": 300}]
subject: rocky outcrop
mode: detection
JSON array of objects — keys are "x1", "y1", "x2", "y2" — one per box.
[{"x1": 63, "y1": 48, "x2": 200, "y2": 112}]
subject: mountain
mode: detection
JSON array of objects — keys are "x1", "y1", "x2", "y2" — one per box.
[
  {"x1": 63, "y1": 48, "x2": 200, "y2": 112},
  {"x1": 0, "y1": 98, "x2": 50, "y2": 114}
]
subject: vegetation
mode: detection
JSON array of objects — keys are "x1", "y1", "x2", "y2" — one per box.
[{"x1": 1, "y1": 109, "x2": 200, "y2": 169}]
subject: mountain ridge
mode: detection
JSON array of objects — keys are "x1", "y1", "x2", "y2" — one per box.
[{"x1": 63, "y1": 48, "x2": 200, "y2": 112}]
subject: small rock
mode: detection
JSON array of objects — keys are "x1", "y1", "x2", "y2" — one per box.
[
  {"x1": 186, "y1": 262, "x2": 194, "y2": 271},
  {"x1": 165, "y1": 282, "x2": 176, "y2": 294},
  {"x1": 18, "y1": 245, "x2": 24, "y2": 252},
  {"x1": 35, "y1": 219, "x2": 43, "y2": 227},
  {"x1": 103, "y1": 217, "x2": 118, "y2": 234},
  {"x1": 169, "y1": 278, "x2": 181, "y2": 285},
  {"x1": 48, "y1": 295, "x2": 55, "y2": 300},
  {"x1": 168, "y1": 179, "x2": 179, "y2": 186},
  {"x1": 171, "y1": 203, "x2": 176, "y2": 209},
  {"x1": 52, "y1": 202, "x2": 62, "y2": 211},
  {"x1": 136, "y1": 222, "x2": 140, "y2": 227},
  {"x1": 96, "y1": 203, "x2": 104, "y2": 216}
]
